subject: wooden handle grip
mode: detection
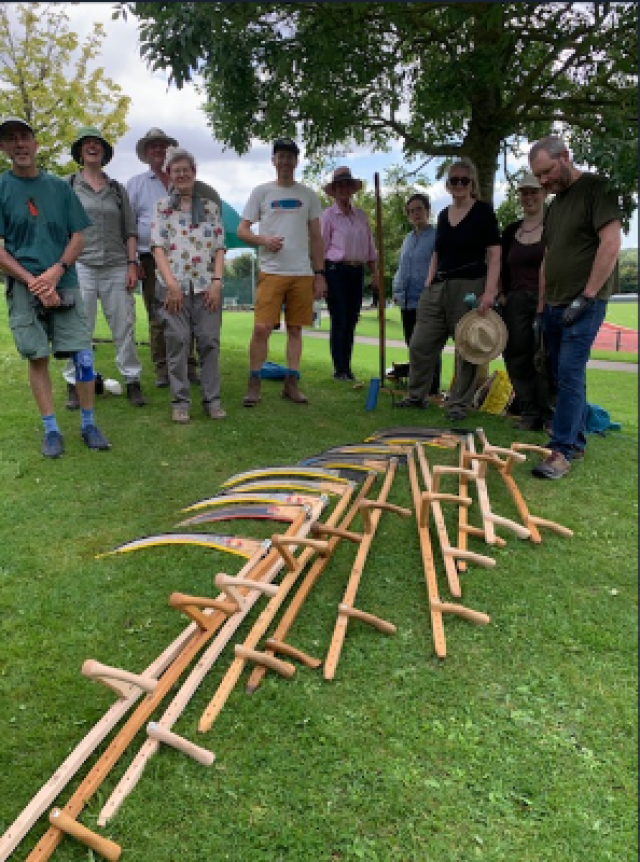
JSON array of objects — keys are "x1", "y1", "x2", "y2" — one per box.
[
  {"x1": 310, "y1": 523, "x2": 362, "y2": 544},
  {"x1": 146, "y1": 722, "x2": 215, "y2": 766},
  {"x1": 430, "y1": 600, "x2": 491, "y2": 626},
  {"x1": 81, "y1": 660, "x2": 157, "y2": 693},
  {"x1": 487, "y1": 514, "x2": 531, "y2": 540},
  {"x1": 234, "y1": 646, "x2": 296, "y2": 679},
  {"x1": 458, "y1": 524, "x2": 507, "y2": 547},
  {"x1": 442, "y1": 547, "x2": 496, "y2": 568},
  {"x1": 338, "y1": 604, "x2": 397, "y2": 635},
  {"x1": 49, "y1": 808, "x2": 121, "y2": 861},
  {"x1": 511, "y1": 443, "x2": 552, "y2": 456},
  {"x1": 264, "y1": 638, "x2": 322, "y2": 668},
  {"x1": 359, "y1": 499, "x2": 412, "y2": 519},
  {"x1": 214, "y1": 575, "x2": 279, "y2": 596},
  {"x1": 529, "y1": 517, "x2": 574, "y2": 537}
]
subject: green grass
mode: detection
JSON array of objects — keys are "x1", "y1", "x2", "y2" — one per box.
[
  {"x1": 0, "y1": 301, "x2": 637, "y2": 861},
  {"x1": 605, "y1": 302, "x2": 638, "y2": 330}
]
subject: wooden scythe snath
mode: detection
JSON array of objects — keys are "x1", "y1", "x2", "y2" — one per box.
[
  {"x1": 374, "y1": 172, "x2": 386, "y2": 383},
  {"x1": 475, "y1": 430, "x2": 574, "y2": 543},
  {"x1": 323, "y1": 457, "x2": 412, "y2": 681}
]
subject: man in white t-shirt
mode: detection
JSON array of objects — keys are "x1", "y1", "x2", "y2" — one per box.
[{"x1": 237, "y1": 137, "x2": 327, "y2": 406}]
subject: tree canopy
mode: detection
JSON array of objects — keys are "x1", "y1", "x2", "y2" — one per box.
[
  {"x1": 0, "y1": 3, "x2": 130, "y2": 173},
  {"x1": 118, "y1": 1, "x2": 636, "y2": 220}
]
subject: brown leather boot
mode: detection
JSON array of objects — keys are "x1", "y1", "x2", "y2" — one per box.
[
  {"x1": 282, "y1": 375, "x2": 308, "y2": 404},
  {"x1": 242, "y1": 374, "x2": 262, "y2": 407}
]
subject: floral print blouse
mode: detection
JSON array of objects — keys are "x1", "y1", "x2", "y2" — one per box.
[{"x1": 150, "y1": 196, "x2": 225, "y2": 293}]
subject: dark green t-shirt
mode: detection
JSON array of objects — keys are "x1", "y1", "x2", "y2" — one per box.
[
  {"x1": 542, "y1": 173, "x2": 622, "y2": 305},
  {"x1": 0, "y1": 169, "x2": 91, "y2": 289}
]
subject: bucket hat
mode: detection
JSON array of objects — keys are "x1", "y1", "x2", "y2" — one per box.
[
  {"x1": 136, "y1": 127, "x2": 178, "y2": 163},
  {"x1": 324, "y1": 166, "x2": 363, "y2": 197},
  {"x1": 70, "y1": 126, "x2": 113, "y2": 165},
  {"x1": 454, "y1": 309, "x2": 508, "y2": 365},
  {"x1": 517, "y1": 172, "x2": 543, "y2": 190}
]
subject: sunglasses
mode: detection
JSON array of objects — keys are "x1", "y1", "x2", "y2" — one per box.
[{"x1": 448, "y1": 176, "x2": 471, "y2": 187}]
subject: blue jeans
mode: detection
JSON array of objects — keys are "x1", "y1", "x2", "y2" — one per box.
[{"x1": 542, "y1": 299, "x2": 606, "y2": 459}]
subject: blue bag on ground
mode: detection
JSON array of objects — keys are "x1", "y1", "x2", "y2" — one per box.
[{"x1": 585, "y1": 403, "x2": 622, "y2": 435}]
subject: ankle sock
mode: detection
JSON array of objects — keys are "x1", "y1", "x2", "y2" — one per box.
[
  {"x1": 81, "y1": 408, "x2": 95, "y2": 429},
  {"x1": 42, "y1": 414, "x2": 60, "y2": 435}
]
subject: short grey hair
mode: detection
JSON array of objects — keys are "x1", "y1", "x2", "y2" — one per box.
[
  {"x1": 164, "y1": 145, "x2": 196, "y2": 172},
  {"x1": 529, "y1": 135, "x2": 569, "y2": 162}
]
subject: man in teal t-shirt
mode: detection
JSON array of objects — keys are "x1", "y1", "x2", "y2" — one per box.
[
  {"x1": 0, "y1": 117, "x2": 111, "y2": 457},
  {"x1": 528, "y1": 135, "x2": 622, "y2": 480}
]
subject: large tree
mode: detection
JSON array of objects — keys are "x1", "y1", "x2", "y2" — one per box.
[
  {"x1": 119, "y1": 2, "x2": 636, "y2": 219},
  {"x1": 0, "y1": 3, "x2": 130, "y2": 172}
]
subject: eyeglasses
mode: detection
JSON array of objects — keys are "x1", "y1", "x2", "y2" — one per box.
[{"x1": 448, "y1": 176, "x2": 471, "y2": 187}]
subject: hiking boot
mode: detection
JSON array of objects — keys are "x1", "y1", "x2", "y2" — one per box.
[
  {"x1": 126, "y1": 381, "x2": 147, "y2": 406},
  {"x1": 65, "y1": 383, "x2": 80, "y2": 410},
  {"x1": 282, "y1": 375, "x2": 308, "y2": 404},
  {"x1": 531, "y1": 450, "x2": 570, "y2": 480},
  {"x1": 242, "y1": 375, "x2": 262, "y2": 407},
  {"x1": 81, "y1": 424, "x2": 111, "y2": 451},
  {"x1": 205, "y1": 402, "x2": 227, "y2": 420},
  {"x1": 41, "y1": 430, "x2": 64, "y2": 459},
  {"x1": 172, "y1": 406, "x2": 191, "y2": 424}
]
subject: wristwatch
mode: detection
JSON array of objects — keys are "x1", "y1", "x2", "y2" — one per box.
[
  {"x1": 314, "y1": 269, "x2": 326, "y2": 276},
  {"x1": 58, "y1": 260, "x2": 69, "y2": 272}
]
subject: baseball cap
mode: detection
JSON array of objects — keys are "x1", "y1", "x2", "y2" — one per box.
[
  {"x1": 0, "y1": 116, "x2": 34, "y2": 138},
  {"x1": 273, "y1": 137, "x2": 300, "y2": 156}
]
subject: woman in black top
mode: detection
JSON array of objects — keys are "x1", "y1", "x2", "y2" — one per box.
[
  {"x1": 398, "y1": 157, "x2": 501, "y2": 421},
  {"x1": 499, "y1": 173, "x2": 551, "y2": 430}
]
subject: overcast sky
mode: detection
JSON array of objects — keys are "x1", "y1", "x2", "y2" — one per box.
[{"x1": 65, "y1": 3, "x2": 637, "y2": 249}]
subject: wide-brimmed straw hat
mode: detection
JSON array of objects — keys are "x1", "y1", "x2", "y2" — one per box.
[
  {"x1": 455, "y1": 309, "x2": 508, "y2": 365},
  {"x1": 70, "y1": 126, "x2": 113, "y2": 165},
  {"x1": 324, "y1": 166, "x2": 363, "y2": 197},
  {"x1": 135, "y1": 127, "x2": 178, "y2": 163}
]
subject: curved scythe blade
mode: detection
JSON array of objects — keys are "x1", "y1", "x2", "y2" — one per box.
[
  {"x1": 180, "y1": 492, "x2": 320, "y2": 513},
  {"x1": 222, "y1": 480, "x2": 349, "y2": 497},
  {"x1": 222, "y1": 466, "x2": 350, "y2": 488},
  {"x1": 96, "y1": 533, "x2": 267, "y2": 559},
  {"x1": 176, "y1": 504, "x2": 303, "y2": 528}
]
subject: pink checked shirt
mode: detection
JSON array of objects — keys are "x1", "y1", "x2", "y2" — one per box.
[{"x1": 320, "y1": 203, "x2": 377, "y2": 264}]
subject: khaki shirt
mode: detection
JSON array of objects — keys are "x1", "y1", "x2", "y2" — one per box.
[{"x1": 68, "y1": 173, "x2": 137, "y2": 268}]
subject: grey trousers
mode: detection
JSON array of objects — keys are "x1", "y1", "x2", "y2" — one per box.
[
  {"x1": 408, "y1": 276, "x2": 485, "y2": 411},
  {"x1": 157, "y1": 290, "x2": 222, "y2": 408},
  {"x1": 64, "y1": 262, "x2": 142, "y2": 384}
]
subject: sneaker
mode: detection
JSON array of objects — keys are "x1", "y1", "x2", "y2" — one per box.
[
  {"x1": 81, "y1": 424, "x2": 111, "y2": 451},
  {"x1": 126, "y1": 381, "x2": 147, "y2": 406},
  {"x1": 531, "y1": 450, "x2": 570, "y2": 479},
  {"x1": 65, "y1": 383, "x2": 80, "y2": 411},
  {"x1": 41, "y1": 430, "x2": 64, "y2": 459},
  {"x1": 205, "y1": 402, "x2": 227, "y2": 420},
  {"x1": 172, "y1": 406, "x2": 191, "y2": 424}
]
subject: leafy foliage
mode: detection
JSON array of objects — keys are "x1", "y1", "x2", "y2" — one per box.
[
  {"x1": 0, "y1": 3, "x2": 130, "y2": 173},
  {"x1": 117, "y1": 1, "x2": 637, "y2": 214}
]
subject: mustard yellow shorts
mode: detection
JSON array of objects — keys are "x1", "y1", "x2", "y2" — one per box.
[{"x1": 254, "y1": 272, "x2": 314, "y2": 327}]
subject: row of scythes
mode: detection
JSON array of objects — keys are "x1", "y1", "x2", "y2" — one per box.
[{"x1": 1, "y1": 427, "x2": 573, "y2": 862}]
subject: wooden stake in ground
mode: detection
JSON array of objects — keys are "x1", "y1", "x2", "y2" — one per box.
[
  {"x1": 324, "y1": 457, "x2": 412, "y2": 680},
  {"x1": 246, "y1": 473, "x2": 377, "y2": 694},
  {"x1": 97, "y1": 501, "x2": 327, "y2": 827},
  {"x1": 374, "y1": 171, "x2": 386, "y2": 383}
]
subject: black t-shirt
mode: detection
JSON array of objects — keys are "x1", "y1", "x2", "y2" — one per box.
[{"x1": 434, "y1": 200, "x2": 501, "y2": 280}]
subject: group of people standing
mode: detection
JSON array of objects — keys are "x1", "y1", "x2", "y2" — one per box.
[{"x1": 0, "y1": 115, "x2": 622, "y2": 480}]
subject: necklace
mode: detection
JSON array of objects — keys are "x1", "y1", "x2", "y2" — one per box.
[{"x1": 519, "y1": 220, "x2": 542, "y2": 233}]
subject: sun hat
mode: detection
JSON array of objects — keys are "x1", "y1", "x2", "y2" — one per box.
[
  {"x1": 454, "y1": 309, "x2": 508, "y2": 365},
  {"x1": 0, "y1": 116, "x2": 34, "y2": 138},
  {"x1": 517, "y1": 172, "x2": 543, "y2": 190},
  {"x1": 135, "y1": 127, "x2": 178, "y2": 163},
  {"x1": 70, "y1": 126, "x2": 113, "y2": 165},
  {"x1": 272, "y1": 137, "x2": 300, "y2": 156},
  {"x1": 323, "y1": 166, "x2": 363, "y2": 197}
]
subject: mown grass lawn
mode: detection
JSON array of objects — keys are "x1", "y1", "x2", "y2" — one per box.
[{"x1": 0, "y1": 299, "x2": 637, "y2": 862}]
